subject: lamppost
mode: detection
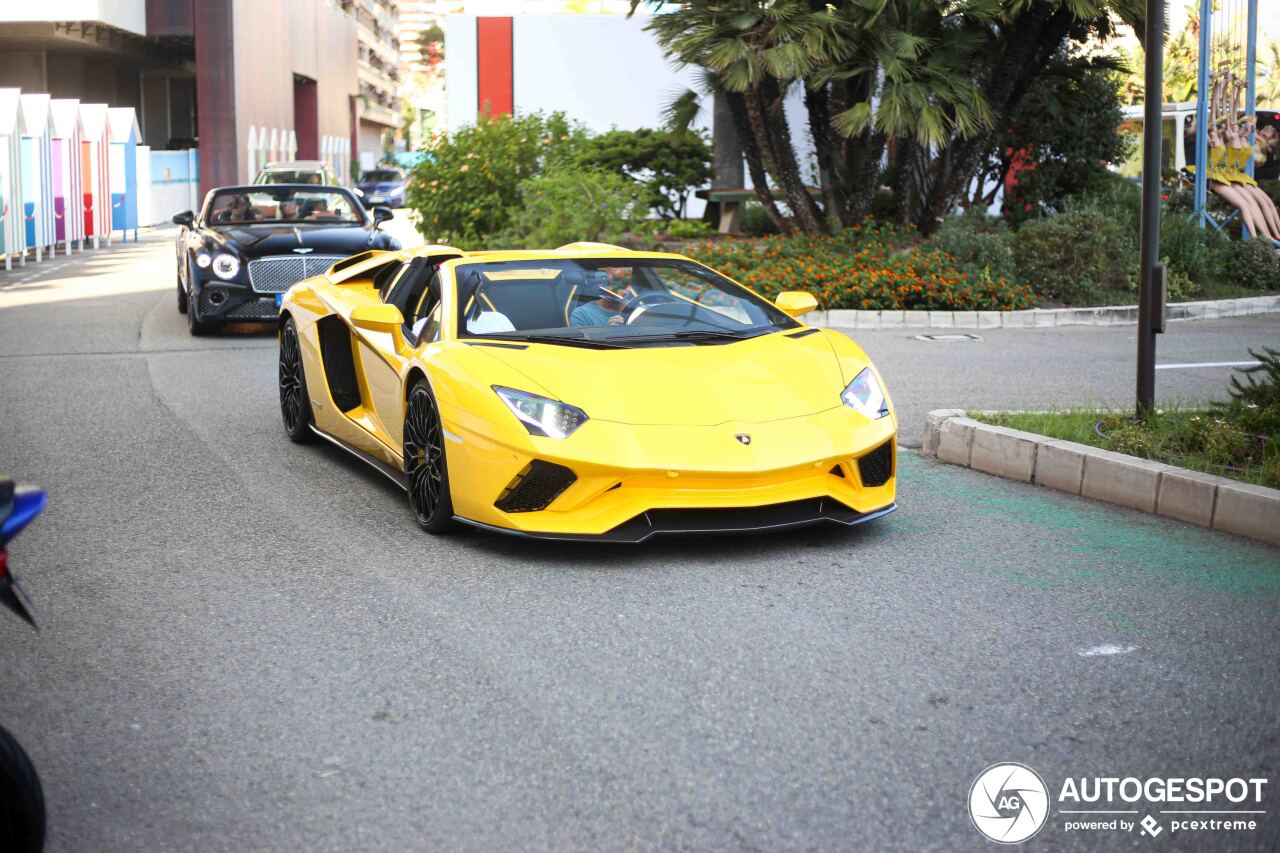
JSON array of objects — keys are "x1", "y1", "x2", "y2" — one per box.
[{"x1": 1136, "y1": 0, "x2": 1164, "y2": 417}]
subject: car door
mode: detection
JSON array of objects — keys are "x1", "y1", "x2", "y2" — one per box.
[{"x1": 358, "y1": 257, "x2": 442, "y2": 450}]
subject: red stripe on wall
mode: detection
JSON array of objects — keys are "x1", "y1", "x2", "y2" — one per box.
[{"x1": 477, "y1": 16, "x2": 513, "y2": 118}]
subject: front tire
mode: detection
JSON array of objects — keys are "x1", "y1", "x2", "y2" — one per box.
[
  {"x1": 177, "y1": 277, "x2": 188, "y2": 314},
  {"x1": 0, "y1": 725, "x2": 45, "y2": 853},
  {"x1": 404, "y1": 379, "x2": 455, "y2": 533},
  {"x1": 279, "y1": 318, "x2": 313, "y2": 443}
]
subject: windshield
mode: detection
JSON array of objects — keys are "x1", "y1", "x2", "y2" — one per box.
[
  {"x1": 360, "y1": 170, "x2": 402, "y2": 183},
  {"x1": 454, "y1": 258, "x2": 798, "y2": 347},
  {"x1": 207, "y1": 189, "x2": 363, "y2": 226},
  {"x1": 256, "y1": 170, "x2": 327, "y2": 185}
]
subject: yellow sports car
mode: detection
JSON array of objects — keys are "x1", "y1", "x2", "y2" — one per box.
[{"x1": 277, "y1": 243, "x2": 897, "y2": 541}]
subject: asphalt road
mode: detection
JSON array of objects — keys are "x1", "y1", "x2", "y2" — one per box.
[{"x1": 1, "y1": 229, "x2": 1278, "y2": 851}]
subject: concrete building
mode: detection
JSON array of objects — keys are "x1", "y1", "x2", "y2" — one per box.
[
  {"x1": 343, "y1": 0, "x2": 402, "y2": 171},
  {"x1": 0, "y1": 0, "x2": 367, "y2": 194},
  {"x1": 396, "y1": 0, "x2": 460, "y2": 144}
]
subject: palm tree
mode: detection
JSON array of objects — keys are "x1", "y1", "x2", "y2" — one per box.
[{"x1": 634, "y1": 0, "x2": 1142, "y2": 234}]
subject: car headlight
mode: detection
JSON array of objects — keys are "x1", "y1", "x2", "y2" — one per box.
[
  {"x1": 195, "y1": 249, "x2": 213, "y2": 268},
  {"x1": 493, "y1": 386, "x2": 588, "y2": 439},
  {"x1": 841, "y1": 368, "x2": 890, "y2": 419},
  {"x1": 212, "y1": 253, "x2": 240, "y2": 280}
]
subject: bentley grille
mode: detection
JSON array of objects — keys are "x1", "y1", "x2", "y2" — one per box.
[
  {"x1": 227, "y1": 301, "x2": 279, "y2": 320},
  {"x1": 247, "y1": 255, "x2": 347, "y2": 294}
]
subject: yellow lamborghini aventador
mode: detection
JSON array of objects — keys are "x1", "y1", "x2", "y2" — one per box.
[{"x1": 277, "y1": 242, "x2": 897, "y2": 541}]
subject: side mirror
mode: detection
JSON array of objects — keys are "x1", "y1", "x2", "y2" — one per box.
[
  {"x1": 172, "y1": 210, "x2": 195, "y2": 227},
  {"x1": 370, "y1": 205, "x2": 393, "y2": 226},
  {"x1": 775, "y1": 290, "x2": 818, "y2": 318},
  {"x1": 350, "y1": 303, "x2": 403, "y2": 332}
]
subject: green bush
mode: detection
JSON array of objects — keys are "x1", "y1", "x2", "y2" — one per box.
[
  {"x1": 575, "y1": 128, "x2": 711, "y2": 220},
  {"x1": 1258, "y1": 179, "x2": 1280, "y2": 210},
  {"x1": 1159, "y1": 214, "x2": 1232, "y2": 288},
  {"x1": 500, "y1": 168, "x2": 644, "y2": 249},
  {"x1": 406, "y1": 111, "x2": 587, "y2": 246},
  {"x1": 929, "y1": 211, "x2": 1018, "y2": 284},
  {"x1": 1014, "y1": 207, "x2": 1133, "y2": 303},
  {"x1": 738, "y1": 202, "x2": 780, "y2": 236},
  {"x1": 1227, "y1": 238, "x2": 1280, "y2": 290},
  {"x1": 998, "y1": 60, "x2": 1132, "y2": 224},
  {"x1": 661, "y1": 219, "x2": 715, "y2": 239}
]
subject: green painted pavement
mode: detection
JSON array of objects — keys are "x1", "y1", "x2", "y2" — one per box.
[{"x1": 885, "y1": 451, "x2": 1280, "y2": 635}]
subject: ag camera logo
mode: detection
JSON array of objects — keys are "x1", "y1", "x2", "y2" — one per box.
[{"x1": 969, "y1": 763, "x2": 1050, "y2": 844}]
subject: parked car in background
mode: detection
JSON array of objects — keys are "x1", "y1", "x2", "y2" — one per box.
[
  {"x1": 253, "y1": 160, "x2": 335, "y2": 186},
  {"x1": 356, "y1": 167, "x2": 408, "y2": 208},
  {"x1": 172, "y1": 185, "x2": 399, "y2": 336}
]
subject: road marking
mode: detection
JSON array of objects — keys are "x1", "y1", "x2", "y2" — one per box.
[
  {"x1": 1078, "y1": 644, "x2": 1137, "y2": 657},
  {"x1": 1156, "y1": 360, "x2": 1260, "y2": 370}
]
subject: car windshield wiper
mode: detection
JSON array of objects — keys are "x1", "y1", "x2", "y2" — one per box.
[
  {"x1": 480, "y1": 334, "x2": 629, "y2": 349},
  {"x1": 613, "y1": 329, "x2": 766, "y2": 344}
]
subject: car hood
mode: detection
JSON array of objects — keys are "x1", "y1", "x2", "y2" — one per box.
[
  {"x1": 476, "y1": 331, "x2": 850, "y2": 426},
  {"x1": 208, "y1": 225, "x2": 380, "y2": 257},
  {"x1": 359, "y1": 182, "x2": 403, "y2": 193}
]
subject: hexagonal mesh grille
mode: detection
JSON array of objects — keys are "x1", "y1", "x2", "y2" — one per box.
[
  {"x1": 227, "y1": 300, "x2": 279, "y2": 319},
  {"x1": 856, "y1": 441, "x2": 895, "y2": 488},
  {"x1": 247, "y1": 256, "x2": 346, "y2": 293},
  {"x1": 494, "y1": 460, "x2": 577, "y2": 513}
]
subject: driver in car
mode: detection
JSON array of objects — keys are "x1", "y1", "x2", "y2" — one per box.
[{"x1": 569, "y1": 274, "x2": 630, "y2": 327}]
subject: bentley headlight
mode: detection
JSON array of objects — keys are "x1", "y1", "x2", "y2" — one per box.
[
  {"x1": 212, "y1": 253, "x2": 240, "y2": 280},
  {"x1": 195, "y1": 249, "x2": 213, "y2": 268},
  {"x1": 841, "y1": 368, "x2": 889, "y2": 419},
  {"x1": 493, "y1": 386, "x2": 588, "y2": 439}
]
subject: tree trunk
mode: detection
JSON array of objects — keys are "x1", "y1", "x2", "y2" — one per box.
[
  {"x1": 840, "y1": 73, "x2": 885, "y2": 222},
  {"x1": 752, "y1": 80, "x2": 828, "y2": 234},
  {"x1": 893, "y1": 139, "x2": 932, "y2": 226},
  {"x1": 805, "y1": 83, "x2": 846, "y2": 229},
  {"x1": 725, "y1": 91, "x2": 791, "y2": 233}
]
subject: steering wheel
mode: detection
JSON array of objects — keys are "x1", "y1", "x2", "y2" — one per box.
[{"x1": 621, "y1": 291, "x2": 683, "y2": 324}]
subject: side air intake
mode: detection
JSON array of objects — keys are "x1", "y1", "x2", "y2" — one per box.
[
  {"x1": 495, "y1": 461, "x2": 577, "y2": 513},
  {"x1": 857, "y1": 441, "x2": 895, "y2": 488}
]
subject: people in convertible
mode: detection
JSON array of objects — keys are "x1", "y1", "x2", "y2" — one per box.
[
  {"x1": 569, "y1": 275, "x2": 628, "y2": 327},
  {"x1": 215, "y1": 194, "x2": 257, "y2": 223}
]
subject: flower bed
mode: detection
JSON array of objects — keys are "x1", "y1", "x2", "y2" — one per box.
[{"x1": 681, "y1": 220, "x2": 1035, "y2": 311}]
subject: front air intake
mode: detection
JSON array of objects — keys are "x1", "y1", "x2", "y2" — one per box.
[
  {"x1": 495, "y1": 460, "x2": 577, "y2": 513},
  {"x1": 857, "y1": 441, "x2": 895, "y2": 488}
]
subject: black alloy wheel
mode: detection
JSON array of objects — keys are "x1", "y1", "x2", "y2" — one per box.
[
  {"x1": 404, "y1": 379, "x2": 455, "y2": 533},
  {"x1": 279, "y1": 318, "x2": 313, "y2": 443}
]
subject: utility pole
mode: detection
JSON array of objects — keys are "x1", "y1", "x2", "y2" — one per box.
[{"x1": 1137, "y1": 0, "x2": 1164, "y2": 417}]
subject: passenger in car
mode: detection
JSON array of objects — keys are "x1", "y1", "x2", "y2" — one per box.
[
  {"x1": 467, "y1": 311, "x2": 517, "y2": 334},
  {"x1": 569, "y1": 274, "x2": 628, "y2": 327}
]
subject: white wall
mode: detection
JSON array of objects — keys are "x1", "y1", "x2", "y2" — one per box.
[
  {"x1": 0, "y1": 0, "x2": 146, "y2": 35},
  {"x1": 444, "y1": 14, "x2": 478, "y2": 131},
  {"x1": 443, "y1": 13, "x2": 816, "y2": 215},
  {"x1": 445, "y1": 15, "x2": 711, "y2": 136},
  {"x1": 512, "y1": 15, "x2": 710, "y2": 136}
]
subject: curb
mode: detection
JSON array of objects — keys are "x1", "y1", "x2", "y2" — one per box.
[
  {"x1": 921, "y1": 409, "x2": 1280, "y2": 547},
  {"x1": 811, "y1": 295, "x2": 1280, "y2": 330}
]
